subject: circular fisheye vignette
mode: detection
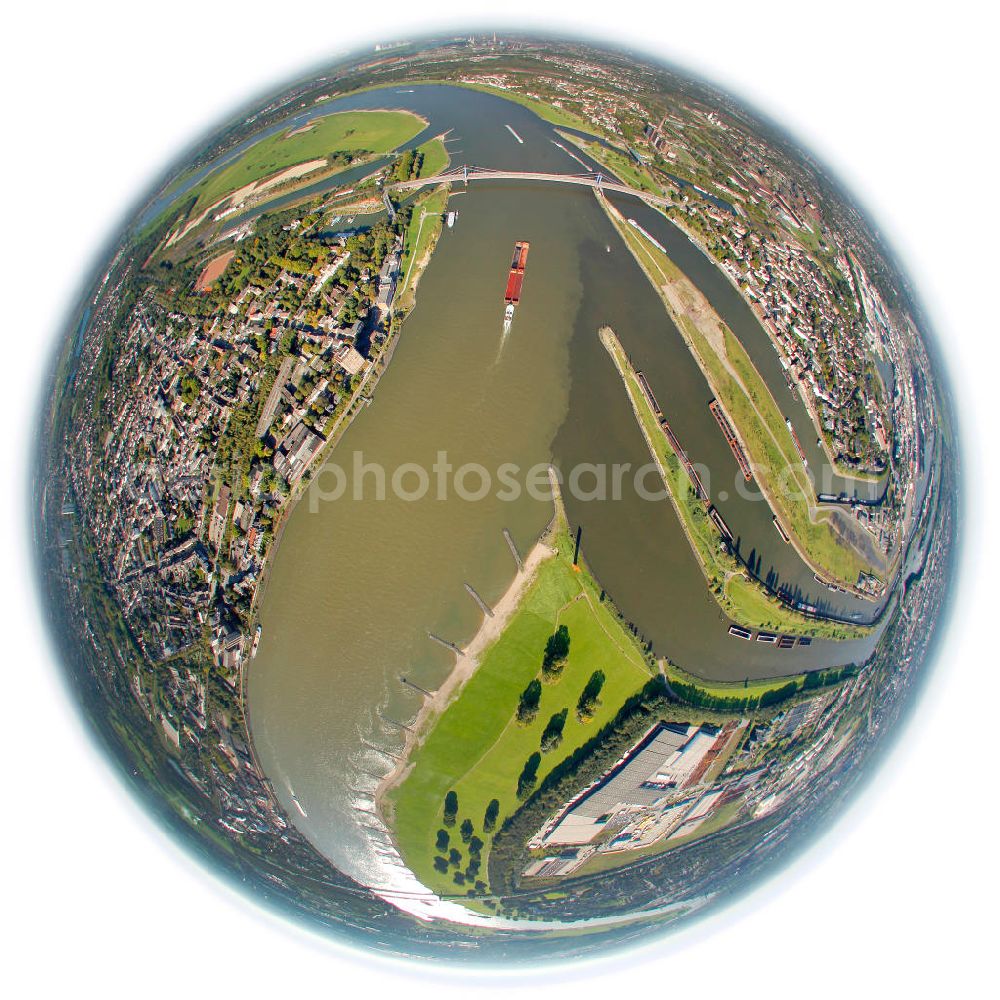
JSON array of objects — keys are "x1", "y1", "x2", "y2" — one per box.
[{"x1": 32, "y1": 30, "x2": 958, "y2": 965}]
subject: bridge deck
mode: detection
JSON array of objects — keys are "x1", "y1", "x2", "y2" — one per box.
[{"x1": 388, "y1": 165, "x2": 673, "y2": 210}]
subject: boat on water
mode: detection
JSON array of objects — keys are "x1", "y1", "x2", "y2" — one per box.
[
  {"x1": 250, "y1": 624, "x2": 262, "y2": 659},
  {"x1": 786, "y1": 417, "x2": 808, "y2": 467},
  {"x1": 446, "y1": 211, "x2": 457, "y2": 229},
  {"x1": 502, "y1": 240, "x2": 529, "y2": 332},
  {"x1": 710, "y1": 398, "x2": 754, "y2": 482}
]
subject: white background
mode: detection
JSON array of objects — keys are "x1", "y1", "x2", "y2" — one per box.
[{"x1": 3, "y1": 1, "x2": 997, "y2": 995}]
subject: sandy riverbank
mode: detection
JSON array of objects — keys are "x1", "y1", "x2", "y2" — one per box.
[
  {"x1": 374, "y1": 531, "x2": 557, "y2": 822},
  {"x1": 375, "y1": 469, "x2": 567, "y2": 827}
]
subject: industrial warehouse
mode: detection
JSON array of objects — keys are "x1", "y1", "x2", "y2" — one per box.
[{"x1": 525, "y1": 720, "x2": 737, "y2": 874}]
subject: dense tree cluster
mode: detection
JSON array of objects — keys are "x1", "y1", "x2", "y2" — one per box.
[{"x1": 391, "y1": 147, "x2": 426, "y2": 183}]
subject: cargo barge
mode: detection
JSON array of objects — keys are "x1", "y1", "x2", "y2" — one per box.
[
  {"x1": 636, "y1": 369, "x2": 708, "y2": 501},
  {"x1": 503, "y1": 240, "x2": 529, "y2": 328},
  {"x1": 709, "y1": 506, "x2": 733, "y2": 542},
  {"x1": 709, "y1": 399, "x2": 753, "y2": 481},
  {"x1": 636, "y1": 371, "x2": 662, "y2": 417},
  {"x1": 728, "y1": 624, "x2": 808, "y2": 647},
  {"x1": 786, "y1": 417, "x2": 808, "y2": 467},
  {"x1": 814, "y1": 571, "x2": 846, "y2": 595}
]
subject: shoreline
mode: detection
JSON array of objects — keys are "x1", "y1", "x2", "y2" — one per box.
[
  {"x1": 375, "y1": 470, "x2": 565, "y2": 831},
  {"x1": 247, "y1": 182, "x2": 451, "y2": 619},
  {"x1": 557, "y1": 129, "x2": 888, "y2": 491},
  {"x1": 598, "y1": 193, "x2": 881, "y2": 598},
  {"x1": 600, "y1": 325, "x2": 869, "y2": 640},
  {"x1": 374, "y1": 531, "x2": 557, "y2": 828},
  {"x1": 240, "y1": 183, "x2": 451, "y2": 806}
]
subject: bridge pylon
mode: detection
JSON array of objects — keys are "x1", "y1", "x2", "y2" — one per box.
[{"x1": 463, "y1": 164, "x2": 468, "y2": 186}]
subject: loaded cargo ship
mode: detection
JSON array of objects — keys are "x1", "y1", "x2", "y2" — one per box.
[
  {"x1": 635, "y1": 369, "x2": 709, "y2": 502},
  {"x1": 503, "y1": 240, "x2": 530, "y2": 331},
  {"x1": 709, "y1": 398, "x2": 754, "y2": 482},
  {"x1": 786, "y1": 417, "x2": 808, "y2": 467}
]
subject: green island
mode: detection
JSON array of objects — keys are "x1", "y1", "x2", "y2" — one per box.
[
  {"x1": 600, "y1": 326, "x2": 867, "y2": 639},
  {"x1": 412, "y1": 136, "x2": 450, "y2": 178},
  {"x1": 599, "y1": 196, "x2": 878, "y2": 590},
  {"x1": 178, "y1": 109, "x2": 427, "y2": 220}
]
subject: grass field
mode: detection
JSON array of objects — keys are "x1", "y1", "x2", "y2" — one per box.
[
  {"x1": 604, "y1": 204, "x2": 875, "y2": 588},
  {"x1": 396, "y1": 185, "x2": 450, "y2": 315},
  {"x1": 186, "y1": 110, "x2": 425, "y2": 216},
  {"x1": 387, "y1": 522, "x2": 654, "y2": 899},
  {"x1": 558, "y1": 132, "x2": 661, "y2": 194},
  {"x1": 414, "y1": 137, "x2": 449, "y2": 178},
  {"x1": 601, "y1": 328, "x2": 867, "y2": 639}
]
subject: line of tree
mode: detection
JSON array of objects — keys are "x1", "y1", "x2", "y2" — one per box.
[
  {"x1": 489, "y1": 678, "x2": 670, "y2": 895},
  {"x1": 669, "y1": 663, "x2": 857, "y2": 714},
  {"x1": 668, "y1": 678, "x2": 798, "y2": 714}
]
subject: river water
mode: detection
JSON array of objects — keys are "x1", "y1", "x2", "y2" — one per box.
[{"x1": 244, "y1": 84, "x2": 890, "y2": 895}]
